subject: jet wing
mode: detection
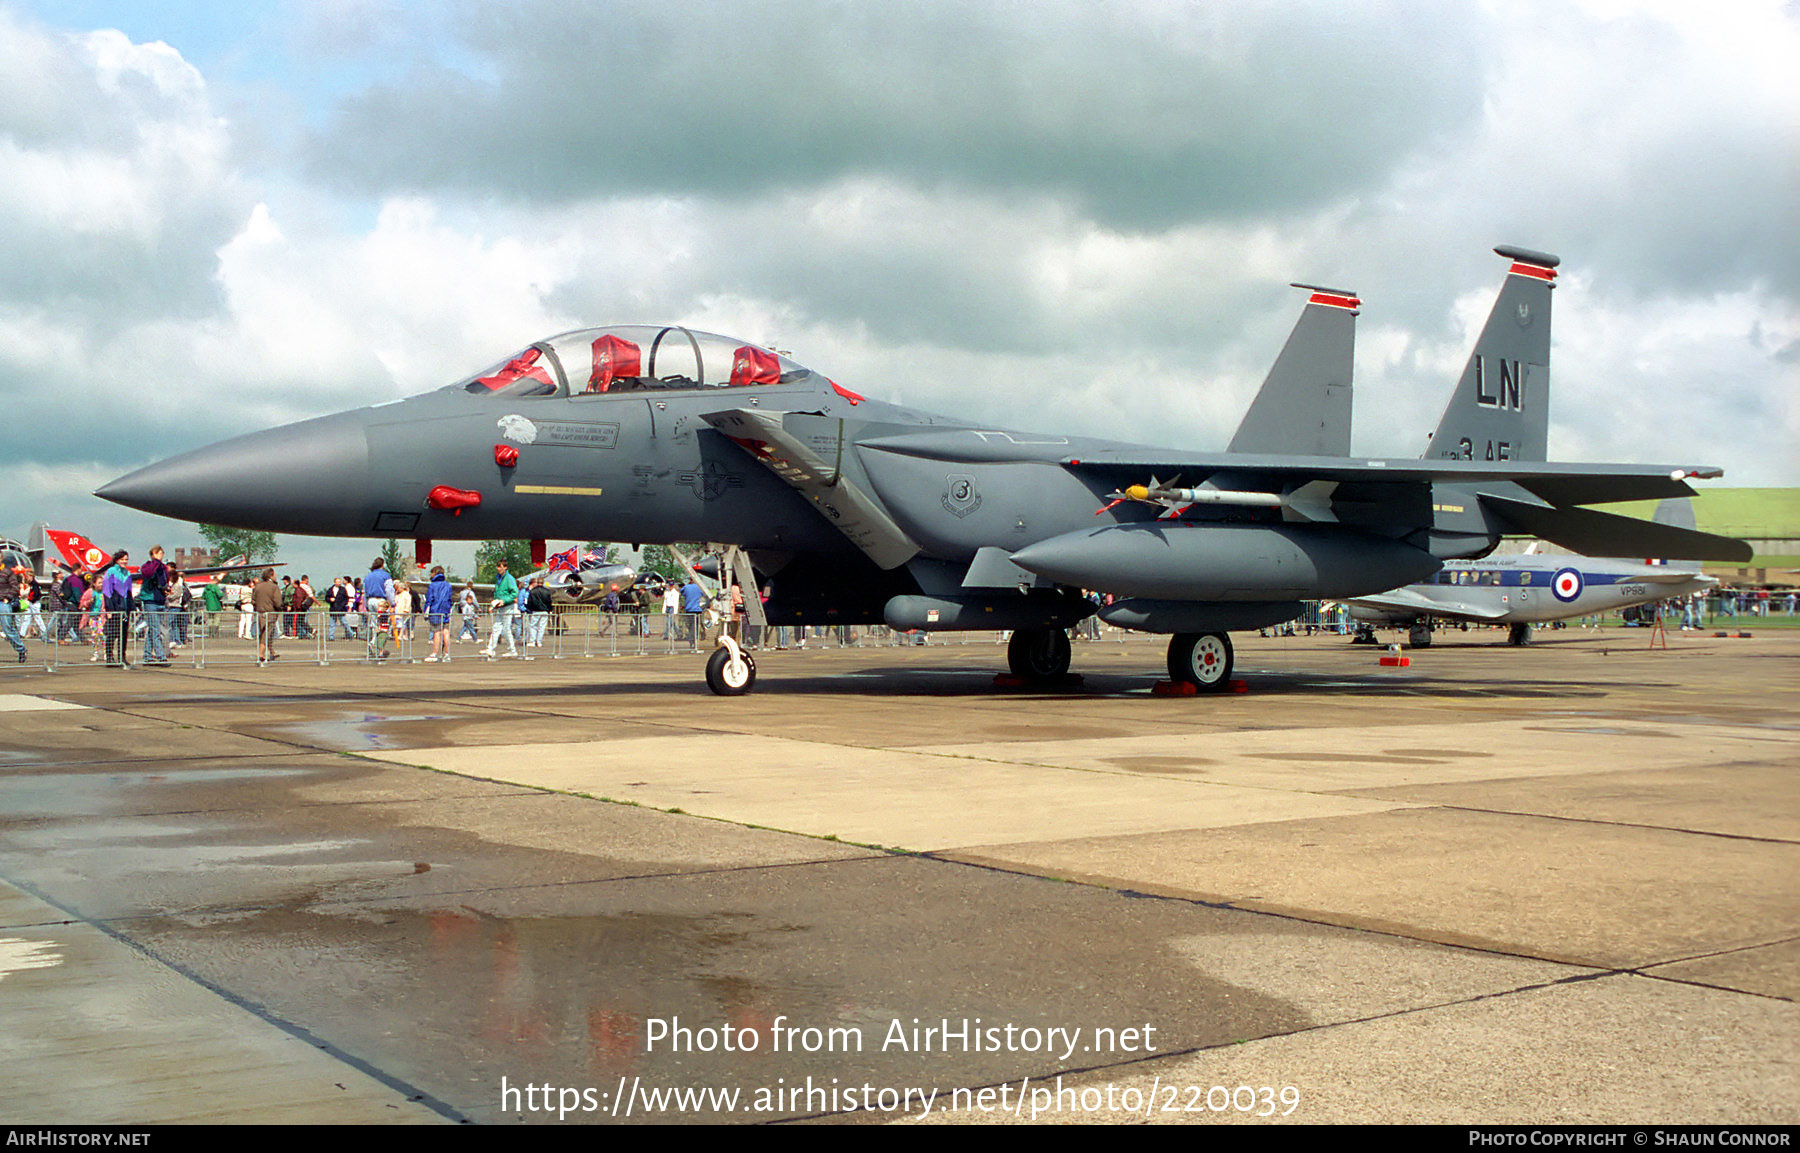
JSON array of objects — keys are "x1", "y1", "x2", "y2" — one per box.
[
  {"x1": 702, "y1": 409, "x2": 921, "y2": 570},
  {"x1": 1349, "y1": 588, "x2": 1509, "y2": 623},
  {"x1": 857, "y1": 431, "x2": 1748, "y2": 560},
  {"x1": 1057, "y1": 453, "x2": 1718, "y2": 504},
  {"x1": 860, "y1": 431, "x2": 1720, "y2": 504},
  {"x1": 1055, "y1": 457, "x2": 1747, "y2": 560}
]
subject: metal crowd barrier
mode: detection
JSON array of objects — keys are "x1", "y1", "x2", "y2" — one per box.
[{"x1": 0, "y1": 606, "x2": 1140, "y2": 672}]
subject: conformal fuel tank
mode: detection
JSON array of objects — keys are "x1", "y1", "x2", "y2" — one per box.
[{"x1": 1010, "y1": 522, "x2": 1441, "y2": 601}]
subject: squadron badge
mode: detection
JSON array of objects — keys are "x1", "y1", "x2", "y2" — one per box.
[{"x1": 942, "y1": 475, "x2": 981, "y2": 518}]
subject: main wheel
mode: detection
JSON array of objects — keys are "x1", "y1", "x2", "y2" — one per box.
[
  {"x1": 1508, "y1": 623, "x2": 1532, "y2": 646},
  {"x1": 1007, "y1": 627, "x2": 1072, "y2": 681},
  {"x1": 705, "y1": 645, "x2": 756, "y2": 695},
  {"x1": 1408, "y1": 623, "x2": 1433, "y2": 649},
  {"x1": 1167, "y1": 632, "x2": 1233, "y2": 690}
]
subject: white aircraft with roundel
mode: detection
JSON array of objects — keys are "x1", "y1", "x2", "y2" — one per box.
[{"x1": 1346, "y1": 502, "x2": 1716, "y2": 647}]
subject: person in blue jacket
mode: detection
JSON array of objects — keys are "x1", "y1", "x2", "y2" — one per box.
[{"x1": 423, "y1": 566, "x2": 454, "y2": 663}]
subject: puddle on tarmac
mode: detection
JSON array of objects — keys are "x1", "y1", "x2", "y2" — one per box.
[
  {"x1": 4, "y1": 813, "x2": 363, "y2": 868},
  {"x1": 138, "y1": 899, "x2": 1307, "y2": 1123},
  {"x1": 0, "y1": 767, "x2": 312, "y2": 819},
  {"x1": 268, "y1": 714, "x2": 458, "y2": 751}
]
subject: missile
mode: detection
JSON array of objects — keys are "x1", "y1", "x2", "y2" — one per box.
[{"x1": 1108, "y1": 479, "x2": 1338, "y2": 523}]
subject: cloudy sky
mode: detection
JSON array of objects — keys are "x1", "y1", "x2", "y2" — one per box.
[{"x1": 4, "y1": 0, "x2": 1795, "y2": 578}]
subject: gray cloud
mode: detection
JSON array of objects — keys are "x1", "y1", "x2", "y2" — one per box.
[{"x1": 303, "y1": 0, "x2": 1488, "y2": 230}]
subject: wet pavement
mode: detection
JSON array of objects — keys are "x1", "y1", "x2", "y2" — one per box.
[{"x1": 0, "y1": 629, "x2": 1794, "y2": 1124}]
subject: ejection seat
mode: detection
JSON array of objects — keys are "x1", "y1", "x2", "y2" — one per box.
[{"x1": 585, "y1": 333, "x2": 643, "y2": 393}]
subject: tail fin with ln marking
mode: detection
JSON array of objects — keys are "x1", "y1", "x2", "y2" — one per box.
[{"x1": 1425, "y1": 245, "x2": 1558, "y2": 463}]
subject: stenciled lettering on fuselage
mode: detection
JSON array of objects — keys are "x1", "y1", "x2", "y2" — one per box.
[
  {"x1": 532, "y1": 421, "x2": 620, "y2": 450},
  {"x1": 1451, "y1": 436, "x2": 1514, "y2": 461}
]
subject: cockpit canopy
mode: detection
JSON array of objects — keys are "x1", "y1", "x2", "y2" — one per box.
[{"x1": 449, "y1": 326, "x2": 814, "y2": 399}]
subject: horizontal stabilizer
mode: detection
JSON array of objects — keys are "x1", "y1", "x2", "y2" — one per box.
[{"x1": 1481, "y1": 494, "x2": 1752, "y2": 562}]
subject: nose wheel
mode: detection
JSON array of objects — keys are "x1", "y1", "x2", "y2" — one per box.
[
  {"x1": 705, "y1": 638, "x2": 757, "y2": 695},
  {"x1": 1167, "y1": 632, "x2": 1232, "y2": 691}
]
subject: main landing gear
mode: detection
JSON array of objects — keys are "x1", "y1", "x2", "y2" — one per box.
[
  {"x1": 1007, "y1": 627, "x2": 1072, "y2": 682},
  {"x1": 1167, "y1": 632, "x2": 1233, "y2": 691},
  {"x1": 704, "y1": 636, "x2": 757, "y2": 695},
  {"x1": 1508, "y1": 623, "x2": 1533, "y2": 646}
]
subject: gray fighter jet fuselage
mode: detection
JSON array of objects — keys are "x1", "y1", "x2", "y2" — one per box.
[{"x1": 99, "y1": 257, "x2": 1751, "y2": 695}]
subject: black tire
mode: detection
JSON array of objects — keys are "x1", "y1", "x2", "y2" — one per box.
[
  {"x1": 1408, "y1": 623, "x2": 1433, "y2": 649},
  {"x1": 1508, "y1": 623, "x2": 1532, "y2": 646},
  {"x1": 1007, "y1": 628, "x2": 1072, "y2": 681},
  {"x1": 705, "y1": 646, "x2": 756, "y2": 695},
  {"x1": 1167, "y1": 632, "x2": 1233, "y2": 690}
]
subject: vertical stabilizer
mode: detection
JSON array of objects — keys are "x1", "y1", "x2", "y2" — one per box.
[
  {"x1": 1424, "y1": 246, "x2": 1557, "y2": 463},
  {"x1": 1227, "y1": 284, "x2": 1358, "y2": 456},
  {"x1": 27, "y1": 521, "x2": 49, "y2": 579},
  {"x1": 1650, "y1": 498, "x2": 1704, "y2": 571}
]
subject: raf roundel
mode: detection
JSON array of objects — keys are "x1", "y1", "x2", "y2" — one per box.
[{"x1": 1551, "y1": 567, "x2": 1584, "y2": 603}]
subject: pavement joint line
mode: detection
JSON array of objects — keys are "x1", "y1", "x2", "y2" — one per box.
[
  {"x1": 1637, "y1": 973, "x2": 1798, "y2": 1004},
  {"x1": 0, "y1": 869, "x2": 469, "y2": 1124},
  {"x1": 1420, "y1": 800, "x2": 1800, "y2": 846},
  {"x1": 360, "y1": 762, "x2": 923, "y2": 857},
  {"x1": 920, "y1": 849, "x2": 1691, "y2": 975},
  {"x1": 1630, "y1": 934, "x2": 1800, "y2": 1003}
]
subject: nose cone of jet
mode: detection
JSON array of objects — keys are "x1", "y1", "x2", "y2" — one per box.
[{"x1": 98, "y1": 410, "x2": 373, "y2": 535}]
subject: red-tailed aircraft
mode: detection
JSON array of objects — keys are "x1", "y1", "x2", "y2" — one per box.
[{"x1": 43, "y1": 529, "x2": 275, "y2": 583}]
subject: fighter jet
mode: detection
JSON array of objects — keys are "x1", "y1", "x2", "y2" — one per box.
[
  {"x1": 99, "y1": 246, "x2": 1751, "y2": 694},
  {"x1": 1242, "y1": 256, "x2": 1722, "y2": 649}
]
